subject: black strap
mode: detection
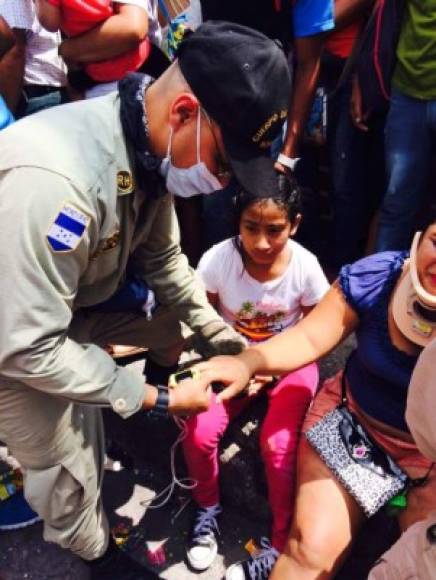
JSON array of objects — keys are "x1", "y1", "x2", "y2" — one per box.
[
  {"x1": 22, "y1": 84, "x2": 63, "y2": 98},
  {"x1": 340, "y1": 359, "x2": 350, "y2": 405}
]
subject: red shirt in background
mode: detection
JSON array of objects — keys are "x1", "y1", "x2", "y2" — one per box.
[
  {"x1": 47, "y1": 0, "x2": 150, "y2": 81},
  {"x1": 325, "y1": 20, "x2": 360, "y2": 59}
]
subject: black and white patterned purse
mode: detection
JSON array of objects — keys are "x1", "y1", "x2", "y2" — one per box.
[{"x1": 305, "y1": 370, "x2": 409, "y2": 517}]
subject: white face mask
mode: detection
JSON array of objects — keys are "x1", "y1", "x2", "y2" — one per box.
[{"x1": 159, "y1": 108, "x2": 224, "y2": 198}]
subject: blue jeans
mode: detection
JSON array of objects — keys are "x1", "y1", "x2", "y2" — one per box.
[
  {"x1": 16, "y1": 88, "x2": 67, "y2": 119},
  {"x1": 376, "y1": 88, "x2": 436, "y2": 251}
]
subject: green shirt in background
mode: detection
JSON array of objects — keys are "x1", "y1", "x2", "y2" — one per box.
[{"x1": 393, "y1": 1, "x2": 436, "y2": 100}]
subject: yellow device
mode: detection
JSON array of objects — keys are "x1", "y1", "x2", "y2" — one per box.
[{"x1": 168, "y1": 367, "x2": 201, "y2": 389}]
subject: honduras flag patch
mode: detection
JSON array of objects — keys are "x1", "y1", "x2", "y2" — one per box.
[{"x1": 47, "y1": 204, "x2": 90, "y2": 252}]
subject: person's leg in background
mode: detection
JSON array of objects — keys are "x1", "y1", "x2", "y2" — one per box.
[
  {"x1": 375, "y1": 89, "x2": 433, "y2": 252},
  {"x1": 201, "y1": 180, "x2": 239, "y2": 251},
  {"x1": 329, "y1": 84, "x2": 369, "y2": 268},
  {"x1": 328, "y1": 81, "x2": 386, "y2": 270},
  {"x1": 363, "y1": 110, "x2": 388, "y2": 255}
]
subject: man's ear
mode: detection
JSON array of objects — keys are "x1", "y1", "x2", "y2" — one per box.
[
  {"x1": 290, "y1": 213, "x2": 302, "y2": 236},
  {"x1": 168, "y1": 93, "x2": 199, "y2": 130}
]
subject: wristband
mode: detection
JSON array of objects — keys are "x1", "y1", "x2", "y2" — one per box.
[
  {"x1": 277, "y1": 154, "x2": 301, "y2": 172},
  {"x1": 148, "y1": 385, "x2": 169, "y2": 417}
]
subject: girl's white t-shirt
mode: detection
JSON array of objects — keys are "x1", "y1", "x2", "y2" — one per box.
[{"x1": 197, "y1": 238, "x2": 330, "y2": 343}]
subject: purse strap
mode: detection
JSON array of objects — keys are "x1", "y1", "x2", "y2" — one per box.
[{"x1": 340, "y1": 359, "x2": 350, "y2": 406}]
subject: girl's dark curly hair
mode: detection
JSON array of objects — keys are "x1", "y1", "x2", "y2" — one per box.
[{"x1": 232, "y1": 173, "x2": 303, "y2": 267}]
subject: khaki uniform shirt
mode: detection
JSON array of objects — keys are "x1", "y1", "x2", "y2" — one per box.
[
  {"x1": 406, "y1": 339, "x2": 436, "y2": 464},
  {"x1": 0, "y1": 92, "x2": 221, "y2": 418},
  {"x1": 369, "y1": 513, "x2": 436, "y2": 580}
]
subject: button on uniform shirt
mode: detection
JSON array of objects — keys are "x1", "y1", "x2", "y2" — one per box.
[{"x1": 0, "y1": 0, "x2": 66, "y2": 87}]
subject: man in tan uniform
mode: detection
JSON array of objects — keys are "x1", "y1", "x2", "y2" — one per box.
[
  {"x1": 368, "y1": 339, "x2": 436, "y2": 580},
  {"x1": 0, "y1": 21, "x2": 291, "y2": 580}
]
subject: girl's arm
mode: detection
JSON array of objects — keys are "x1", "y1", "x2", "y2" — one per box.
[
  {"x1": 34, "y1": 0, "x2": 61, "y2": 33},
  {"x1": 195, "y1": 282, "x2": 359, "y2": 401},
  {"x1": 59, "y1": 3, "x2": 149, "y2": 64}
]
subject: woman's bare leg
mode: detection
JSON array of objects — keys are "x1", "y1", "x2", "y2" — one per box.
[{"x1": 270, "y1": 439, "x2": 365, "y2": 580}]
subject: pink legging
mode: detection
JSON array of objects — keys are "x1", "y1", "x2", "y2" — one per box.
[{"x1": 182, "y1": 363, "x2": 318, "y2": 552}]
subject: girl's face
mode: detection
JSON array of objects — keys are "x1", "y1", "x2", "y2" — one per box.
[
  {"x1": 416, "y1": 223, "x2": 436, "y2": 295},
  {"x1": 239, "y1": 199, "x2": 298, "y2": 266}
]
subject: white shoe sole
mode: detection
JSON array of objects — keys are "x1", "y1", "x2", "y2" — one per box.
[{"x1": 186, "y1": 541, "x2": 218, "y2": 571}]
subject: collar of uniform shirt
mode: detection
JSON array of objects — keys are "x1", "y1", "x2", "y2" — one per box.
[{"x1": 119, "y1": 72, "x2": 166, "y2": 195}]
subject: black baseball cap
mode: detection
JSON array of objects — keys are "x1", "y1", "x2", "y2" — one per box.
[{"x1": 177, "y1": 21, "x2": 291, "y2": 197}]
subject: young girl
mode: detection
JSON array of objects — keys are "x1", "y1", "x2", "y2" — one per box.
[{"x1": 183, "y1": 174, "x2": 330, "y2": 579}]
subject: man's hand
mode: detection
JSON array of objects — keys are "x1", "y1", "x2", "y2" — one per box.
[
  {"x1": 168, "y1": 378, "x2": 212, "y2": 415},
  {"x1": 194, "y1": 354, "x2": 254, "y2": 403},
  {"x1": 58, "y1": 41, "x2": 82, "y2": 69},
  {"x1": 192, "y1": 320, "x2": 247, "y2": 359}
]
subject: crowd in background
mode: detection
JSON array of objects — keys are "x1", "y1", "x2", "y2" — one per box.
[{"x1": 1, "y1": 0, "x2": 434, "y2": 268}]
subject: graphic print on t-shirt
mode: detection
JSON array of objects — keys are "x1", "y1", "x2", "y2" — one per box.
[
  {"x1": 235, "y1": 299, "x2": 287, "y2": 342},
  {"x1": 197, "y1": 238, "x2": 330, "y2": 344}
]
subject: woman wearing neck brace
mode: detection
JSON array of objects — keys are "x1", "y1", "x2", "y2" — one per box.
[{"x1": 194, "y1": 211, "x2": 436, "y2": 580}]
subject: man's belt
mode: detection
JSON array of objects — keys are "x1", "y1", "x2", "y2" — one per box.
[{"x1": 22, "y1": 84, "x2": 64, "y2": 99}]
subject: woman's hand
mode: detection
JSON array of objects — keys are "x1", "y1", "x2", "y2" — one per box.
[{"x1": 194, "y1": 355, "x2": 255, "y2": 403}]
